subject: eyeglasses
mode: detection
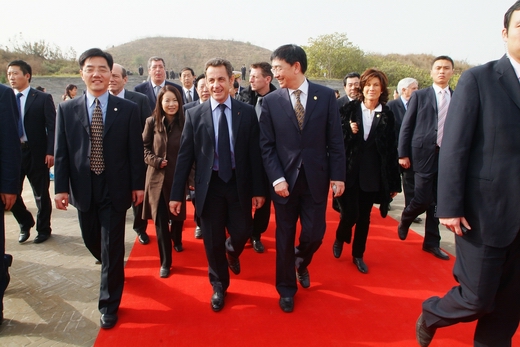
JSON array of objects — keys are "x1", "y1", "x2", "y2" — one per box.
[
  {"x1": 82, "y1": 66, "x2": 110, "y2": 74},
  {"x1": 271, "y1": 66, "x2": 283, "y2": 74}
]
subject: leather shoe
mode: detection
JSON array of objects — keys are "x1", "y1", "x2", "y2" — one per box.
[
  {"x1": 353, "y1": 257, "x2": 368, "y2": 274},
  {"x1": 226, "y1": 252, "x2": 240, "y2": 275},
  {"x1": 251, "y1": 237, "x2": 264, "y2": 253},
  {"x1": 33, "y1": 234, "x2": 50, "y2": 244},
  {"x1": 333, "y1": 239, "x2": 343, "y2": 258},
  {"x1": 194, "y1": 226, "x2": 202, "y2": 239},
  {"x1": 174, "y1": 244, "x2": 183, "y2": 252},
  {"x1": 211, "y1": 290, "x2": 226, "y2": 312},
  {"x1": 279, "y1": 297, "x2": 294, "y2": 313},
  {"x1": 4, "y1": 254, "x2": 13, "y2": 288},
  {"x1": 160, "y1": 267, "x2": 170, "y2": 278},
  {"x1": 413, "y1": 217, "x2": 422, "y2": 223},
  {"x1": 297, "y1": 268, "x2": 310, "y2": 288},
  {"x1": 416, "y1": 313, "x2": 436, "y2": 347},
  {"x1": 137, "y1": 232, "x2": 150, "y2": 245},
  {"x1": 422, "y1": 246, "x2": 450, "y2": 260},
  {"x1": 398, "y1": 221, "x2": 409, "y2": 240},
  {"x1": 100, "y1": 313, "x2": 118, "y2": 329},
  {"x1": 18, "y1": 230, "x2": 30, "y2": 243}
]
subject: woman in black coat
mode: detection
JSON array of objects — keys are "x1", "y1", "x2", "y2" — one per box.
[{"x1": 333, "y1": 68, "x2": 401, "y2": 274}]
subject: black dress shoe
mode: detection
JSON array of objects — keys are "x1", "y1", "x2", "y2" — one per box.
[
  {"x1": 211, "y1": 290, "x2": 226, "y2": 312},
  {"x1": 160, "y1": 267, "x2": 170, "y2": 278},
  {"x1": 333, "y1": 239, "x2": 343, "y2": 258},
  {"x1": 4, "y1": 254, "x2": 13, "y2": 288},
  {"x1": 137, "y1": 232, "x2": 150, "y2": 245},
  {"x1": 174, "y1": 244, "x2": 183, "y2": 252},
  {"x1": 18, "y1": 230, "x2": 30, "y2": 243},
  {"x1": 353, "y1": 257, "x2": 368, "y2": 274},
  {"x1": 279, "y1": 297, "x2": 294, "y2": 313},
  {"x1": 226, "y1": 252, "x2": 240, "y2": 275},
  {"x1": 297, "y1": 268, "x2": 310, "y2": 288},
  {"x1": 398, "y1": 221, "x2": 409, "y2": 240},
  {"x1": 251, "y1": 237, "x2": 265, "y2": 253},
  {"x1": 413, "y1": 217, "x2": 423, "y2": 223},
  {"x1": 422, "y1": 246, "x2": 450, "y2": 260},
  {"x1": 100, "y1": 313, "x2": 118, "y2": 329},
  {"x1": 416, "y1": 313, "x2": 436, "y2": 347},
  {"x1": 33, "y1": 234, "x2": 50, "y2": 244}
]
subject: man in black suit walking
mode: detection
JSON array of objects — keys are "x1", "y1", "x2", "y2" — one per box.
[
  {"x1": 109, "y1": 63, "x2": 152, "y2": 245},
  {"x1": 397, "y1": 56, "x2": 454, "y2": 261},
  {"x1": 54, "y1": 48, "x2": 145, "y2": 329},
  {"x1": 416, "y1": 3, "x2": 520, "y2": 346},
  {"x1": 170, "y1": 58, "x2": 265, "y2": 312},
  {"x1": 0, "y1": 84, "x2": 21, "y2": 324},
  {"x1": 7, "y1": 60, "x2": 56, "y2": 244}
]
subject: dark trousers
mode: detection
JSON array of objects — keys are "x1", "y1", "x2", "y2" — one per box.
[
  {"x1": 422, "y1": 231, "x2": 520, "y2": 347},
  {"x1": 401, "y1": 167, "x2": 415, "y2": 207},
  {"x1": 336, "y1": 185, "x2": 377, "y2": 258},
  {"x1": 273, "y1": 167, "x2": 327, "y2": 298},
  {"x1": 154, "y1": 196, "x2": 183, "y2": 269},
  {"x1": 252, "y1": 192, "x2": 271, "y2": 238},
  {"x1": 0, "y1": 202, "x2": 6, "y2": 315},
  {"x1": 400, "y1": 171, "x2": 440, "y2": 248},
  {"x1": 77, "y1": 172, "x2": 125, "y2": 315},
  {"x1": 10, "y1": 147, "x2": 52, "y2": 235},
  {"x1": 200, "y1": 171, "x2": 251, "y2": 292},
  {"x1": 131, "y1": 202, "x2": 148, "y2": 235}
]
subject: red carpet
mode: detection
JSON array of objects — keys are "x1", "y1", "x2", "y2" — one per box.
[{"x1": 95, "y1": 195, "x2": 520, "y2": 346}]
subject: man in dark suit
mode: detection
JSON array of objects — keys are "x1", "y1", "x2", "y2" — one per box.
[
  {"x1": 337, "y1": 72, "x2": 360, "y2": 109},
  {"x1": 0, "y1": 84, "x2": 21, "y2": 324},
  {"x1": 109, "y1": 63, "x2": 152, "y2": 245},
  {"x1": 170, "y1": 58, "x2": 265, "y2": 312},
  {"x1": 387, "y1": 77, "x2": 420, "y2": 221},
  {"x1": 397, "y1": 56, "x2": 454, "y2": 261},
  {"x1": 54, "y1": 48, "x2": 145, "y2": 329},
  {"x1": 259, "y1": 44, "x2": 346, "y2": 313},
  {"x1": 7, "y1": 60, "x2": 56, "y2": 244},
  {"x1": 134, "y1": 56, "x2": 183, "y2": 110},
  {"x1": 179, "y1": 67, "x2": 200, "y2": 104},
  {"x1": 416, "y1": 3, "x2": 520, "y2": 346}
]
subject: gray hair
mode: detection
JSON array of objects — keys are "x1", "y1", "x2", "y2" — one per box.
[{"x1": 397, "y1": 77, "x2": 418, "y2": 95}]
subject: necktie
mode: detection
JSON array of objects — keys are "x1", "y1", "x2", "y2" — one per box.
[
  {"x1": 90, "y1": 98, "x2": 105, "y2": 174},
  {"x1": 186, "y1": 90, "x2": 193, "y2": 103},
  {"x1": 154, "y1": 85, "x2": 161, "y2": 98},
  {"x1": 16, "y1": 92, "x2": 24, "y2": 138},
  {"x1": 218, "y1": 104, "x2": 232, "y2": 183},
  {"x1": 437, "y1": 90, "x2": 448, "y2": 146},
  {"x1": 294, "y1": 89, "x2": 305, "y2": 130},
  {"x1": 255, "y1": 96, "x2": 263, "y2": 119}
]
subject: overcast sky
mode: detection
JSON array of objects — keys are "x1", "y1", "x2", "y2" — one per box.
[{"x1": 1, "y1": 0, "x2": 513, "y2": 66}]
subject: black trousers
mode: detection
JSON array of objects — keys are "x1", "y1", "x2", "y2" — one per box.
[
  {"x1": 0, "y1": 200, "x2": 6, "y2": 315},
  {"x1": 273, "y1": 167, "x2": 327, "y2": 298},
  {"x1": 422, "y1": 230, "x2": 520, "y2": 347},
  {"x1": 10, "y1": 146, "x2": 52, "y2": 235},
  {"x1": 77, "y1": 172, "x2": 125, "y2": 315},
  {"x1": 252, "y1": 192, "x2": 271, "y2": 238},
  {"x1": 401, "y1": 167, "x2": 416, "y2": 207},
  {"x1": 200, "y1": 171, "x2": 251, "y2": 292},
  {"x1": 154, "y1": 196, "x2": 183, "y2": 269}
]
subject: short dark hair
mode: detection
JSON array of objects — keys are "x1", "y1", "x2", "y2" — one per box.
[
  {"x1": 180, "y1": 67, "x2": 195, "y2": 76},
  {"x1": 8, "y1": 60, "x2": 32, "y2": 82},
  {"x1": 342, "y1": 72, "x2": 360, "y2": 86},
  {"x1": 147, "y1": 56, "x2": 165, "y2": 69},
  {"x1": 270, "y1": 44, "x2": 307, "y2": 74},
  {"x1": 194, "y1": 73, "x2": 206, "y2": 88},
  {"x1": 78, "y1": 48, "x2": 113, "y2": 70},
  {"x1": 250, "y1": 62, "x2": 273, "y2": 79},
  {"x1": 505, "y1": 1, "x2": 520, "y2": 30},
  {"x1": 204, "y1": 58, "x2": 233, "y2": 78},
  {"x1": 359, "y1": 68, "x2": 389, "y2": 105},
  {"x1": 431, "y1": 55, "x2": 454, "y2": 69}
]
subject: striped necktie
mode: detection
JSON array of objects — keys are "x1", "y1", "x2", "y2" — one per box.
[
  {"x1": 437, "y1": 89, "x2": 448, "y2": 146},
  {"x1": 90, "y1": 98, "x2": 105, "y2": 174},
  {"x1": 294, "y1": 90, "x2": 304, "y2": 130}
]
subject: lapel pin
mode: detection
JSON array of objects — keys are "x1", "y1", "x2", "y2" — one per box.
[
  {"x1": 114, "y1": 108, "x2": 118, "y2": 111},
  {"x1": 314, "y1": 96, "x2": 317, "y2": 100},
  {"x1": 377, "y1": 114, "x2": 380, "y2": 118}
]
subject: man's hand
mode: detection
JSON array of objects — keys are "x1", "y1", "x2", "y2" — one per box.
[
  {"x1": 274, "y1": 181, "x2": 290, "y2": 198},
  {"x1": 169, "y1": 201, "x2": 182, "y2": 216},
  {"x1": 440, "y1": 217, "x2": 471, "y2": 237},
  {"x1": 399, "y1": 157, "x2": 410, "y2": 169},
  {"x1": 45, "y1": 155, "x2": 54, "y2": 168},
  {"x1": 55, "y1": 192, "x2": 69, "y2": 210},
  {"x1": 132, "y1": 190, "x2": 144, "y2": 206},
  {"x1": 1, "y1": 193, "x2": 17, "y2": 211},
  {"x1": 331, "y1": 181, "x2": 345, "y2": 197},
  {"x1": 252, "y1": 196, "x2": 265, "y2": 210}
]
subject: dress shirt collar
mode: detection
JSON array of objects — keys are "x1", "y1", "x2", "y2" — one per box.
[
  {"x1": 400, "y1": 95, "x2": 408, "y2": 109},
  {"x1": 14, "y1": 85, "x2": 31, "y2": 96},
  {"x1": 432, "y1": 83, "x2": 450, "y2": 95},
  {"x1": 112, "y1": 89, "x2": 125, "y2": 98},
  {"x1": 507, "y1": 53, "x2": 520, "y2": 80},
  {"x1": 86, "y1": 91, "x2": 109, "y2": 109},
  {"x1": 360, "y1": 102, "x2": 382, "y2": 113},
  {"x1": 182, "y1": 86, "x2": 195, "y2": 94},
  {"x1": 210, "y1": 95, "x2": 232, "y2": 111},
  {"x1": 152, "y1": 80, "x2": 165, "y2": 89},
  {"x1": 288, "y1": 78, "x2": 309, "y2": 96}
]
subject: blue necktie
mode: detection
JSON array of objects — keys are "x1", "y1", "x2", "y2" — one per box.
[
  {"x1": 218, "y1": 104, "x2": 232, "y2": 182},
  {"x1": 16, "y1": 92, "x2": 24, "y2": 138}
]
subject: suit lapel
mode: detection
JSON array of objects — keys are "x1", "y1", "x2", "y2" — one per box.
[
  {"x1": 74, "y1": 96, "x2": 90, "y2": 135},
  {"x1": 104, "y1": 94, "x2": 119, "y2": 136},
  {"x1": 201, "y1": 102, "x2": 215, "y2": 146},
  {"x1": 429, "y1": 86, "x2": 438, "y2": 116},
  {"x1": 497, "y1": 55, "x2": 520, "y2": 111},
  {"x1": 303, "y1": 81, "x2": 319, "y2": 129},
  {"x1": 279, "y1": 89, "x2": 300, "y2": 130},
  {"x1": 24, "y1": 88, "x2": 36, "y2": 116},
  {"x1": 231, "y1": 99, "x2": 240, "y2": 147}
]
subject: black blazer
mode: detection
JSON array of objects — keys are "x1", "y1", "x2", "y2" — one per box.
[
  {"x1": 181, "y1": 87, "x2": 199, "y2": 104},
  {"x1": 170, "y1": 98, "x2": 265, "y2": 216},
  {"x1": 387, "y1": 98, "x2": 406, "y2": 140},
  {"x1": 336, "y1": 95, "x2": 351, "y2": 110},
  {"x1": 134, "y1": 80, "x2": 183, "y2": 110},
  {"x1": 124, "y1": 89, "x2": 152, "y2": 130},
  {"x1": 0, "y1": 84, "x2": 21, "y2": 195},
  {"x1": 54, "y1": 94, "x2": 145, "y2": 212},
  {"x1": 437, "y1": 55, "x2": 520, "y2": 248}
]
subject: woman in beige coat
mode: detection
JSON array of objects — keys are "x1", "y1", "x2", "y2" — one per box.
[{"x1": 142, "y1": 85, "x2": 186, "y2": 278}]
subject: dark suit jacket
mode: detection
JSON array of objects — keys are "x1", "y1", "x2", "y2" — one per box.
[
  {"x1": 336, "y1": 95, "x2": 351, "y2": 109},
  {"x1": 387, "y1": 98, "x2": 406, "y2": 139},
  {"x1": 54, "y1": 93, "x2": 145, "y2": 212},
  {"x1": 22, "y1": 88, "x2": 56, "y2": 166},
  {"x1": 124, "y1": 89, "x2": 152, "y2": 129},
  {"x1": 0, "y1": 84, "x2": 21, "y2": 196},
  {"x1": 437, "y1": 55, "x2": 520, "y2": 248},
  {"x1": 181, "y1": 87, "x2": 199, "y2": 104},
  {"x1": 259, "y1": 81, "x2": 346, "y2": 205},
  {"x1": 170, "y1": 98, "x2": 265, "y2": 216},
  {"x1": 183, "y1": 99, "x2": 203, "y2": 112},
  {"x1": 398, "y1": 86, "x2": 452, "y2": 174},
  {"x1": 134, "y1": 80, "x2": 183, "y2": 110}
]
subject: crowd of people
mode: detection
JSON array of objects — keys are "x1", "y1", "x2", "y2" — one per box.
[{"x1": 2, "y1": 2, "x2": 520, "y2": 345}]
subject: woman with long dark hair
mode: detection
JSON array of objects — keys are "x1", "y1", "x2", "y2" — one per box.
[{"x1": 62, "y1": 84, "x2": 77, "y2": 100}]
